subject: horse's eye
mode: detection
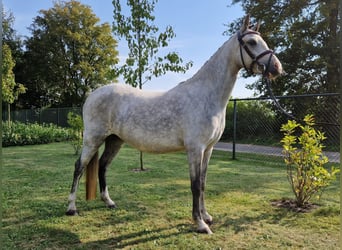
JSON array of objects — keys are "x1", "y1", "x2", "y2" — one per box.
[{"x1": 247, "y1": 39, "x2": 257, "y2": 46}]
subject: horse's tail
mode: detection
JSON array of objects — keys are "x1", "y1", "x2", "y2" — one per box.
[{"x1": 86, "y1": 151, "x2": 99, "y2": 200}]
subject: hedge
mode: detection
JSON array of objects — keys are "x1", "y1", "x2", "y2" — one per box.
[{"x1": 2, "y1": 122, "x2": 72, "y2": 147}]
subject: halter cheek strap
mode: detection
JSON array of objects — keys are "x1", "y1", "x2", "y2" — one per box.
[{"x1": 237, "y1": 31, "x2": 274, "y2": 76}]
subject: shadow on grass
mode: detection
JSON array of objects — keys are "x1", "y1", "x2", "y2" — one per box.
[
  {"x1": 81, "y1": 223, "x2": 190, "y2": 249},
  {"x1": 3, "y1": 226, "x2": 81, "y2": 249},
  {"x1": 219, "y1": 208, "x2": 298, "y2": 234}
]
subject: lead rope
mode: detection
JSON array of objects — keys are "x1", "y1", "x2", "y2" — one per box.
[
  {"x1": 264, "y1": 77, "x2": 297, "y2": 121},
  {"x1": 264, "y1": 77, "x2": 339, "y2": 126}
]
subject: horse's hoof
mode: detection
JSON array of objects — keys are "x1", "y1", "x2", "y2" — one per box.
[
  {"x1": 66, "y1": 209, "x2": 78, "y2": 216},
  {"x1": 197, "y1": 226, "x2": 213, "y2": 235},
  {"x1": 196, "y1": 222, "x2": 213, "y2": 234},
  {"x1": 108, "y1": 204, "x2": 117, "y2": 209}
]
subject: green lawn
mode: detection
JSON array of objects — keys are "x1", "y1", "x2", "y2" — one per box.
[{"x1": 2, "y1": 143, "x2": 340, "y2": 249}]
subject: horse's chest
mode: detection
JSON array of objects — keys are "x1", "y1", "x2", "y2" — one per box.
[
  {"x1": 190, "y1": 111, "x2": 225, "y2": 143},
  {"x1": 211, "y1": 114, "x2": 226, "y2": 138}
]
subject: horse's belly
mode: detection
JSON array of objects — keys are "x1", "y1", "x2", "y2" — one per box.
[
  {"x1": 124, "y1": 135, "x2": 185, "y2": 153},
  {"x1": 117, "y1": 127, "x2": 185, "y2": 153}
]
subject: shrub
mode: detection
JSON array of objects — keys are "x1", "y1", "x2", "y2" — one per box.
[
  {"x1": 67, "y1": 112, "x2": 83, "y2": 155},
  {"x1": 2, "y1": 122, "x2": 71, "y2": 147},
  {"x1": 280, "y1": 114, "x2": 339, "y2": 207}
]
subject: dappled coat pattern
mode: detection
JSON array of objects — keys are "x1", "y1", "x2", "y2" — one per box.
[{"x1": 66, "y1": 15, "x2": 283, "y2": 234}]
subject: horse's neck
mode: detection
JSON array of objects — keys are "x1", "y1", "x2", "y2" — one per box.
[{"x1": 186, "y1": 37, "x2": 240, "y2": 108}]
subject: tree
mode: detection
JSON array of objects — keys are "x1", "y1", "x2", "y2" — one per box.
[
  {"x1": 227, "y1": 0, "x2": 339, "y2": 95},
  {"x1": 226, "y1": 1, "x2": 339, "y2": 125},
  {"x1": 113, "y1": 0, "x2": 193, "y2": 170},
  {"x1": 2, "y1": 9, "x2": 23, "y2": 65},
  {"x1": 2, "y1": 43, "x2": 26, "y2": 125},
  {"x1": 21, "y1": 1, "x2": 119, "y2": 108}
]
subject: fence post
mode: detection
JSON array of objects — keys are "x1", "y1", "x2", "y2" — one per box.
[
  {"x1": 232, "y1": 99, "x2": 237, "y2": 160},
  {"x1": 57, "y1": 108, "x2": 60, "y2": 126}
]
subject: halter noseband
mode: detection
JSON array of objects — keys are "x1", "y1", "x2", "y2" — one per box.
[{"x1": 237, "y1": 31, "x2": 274, "y2": 76}]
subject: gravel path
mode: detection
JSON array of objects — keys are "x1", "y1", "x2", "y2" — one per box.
[{"x1": 214, "y1": 142, "x2": 340, "y2": 163}]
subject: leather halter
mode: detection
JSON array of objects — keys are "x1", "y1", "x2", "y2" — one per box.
[{"x1": 237, "y1": 31, "x2": 274, "y2": 76}]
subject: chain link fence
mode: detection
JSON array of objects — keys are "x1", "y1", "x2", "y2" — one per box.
[
  {"x1": 2, "y1": 107, "x2": 82, "y2": 127},
  {"x1": 3, "y1": 93, "x2": 340, "y2": 162},
  {"x1": 221, "y1": 93, "x2": 340, "y2": 162}
]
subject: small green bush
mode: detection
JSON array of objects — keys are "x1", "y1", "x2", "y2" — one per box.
[
  {"x1": 2, "y1": 122, "x2": 71, "y2": 147},
  {"x1": 280, "y1": 114, "x2": 339, "y2": 207},
  {"x1": 67, "y1": 112, "x2": 83, "y2": 155}
]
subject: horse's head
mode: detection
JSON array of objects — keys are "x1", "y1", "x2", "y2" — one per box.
[{"x1": 236, "y1": 14, "x2": 283, "y2": 79}]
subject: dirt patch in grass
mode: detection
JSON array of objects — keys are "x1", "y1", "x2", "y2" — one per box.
[{"x1": 271, "y1": 198, "x2": 319, "y2": 213}]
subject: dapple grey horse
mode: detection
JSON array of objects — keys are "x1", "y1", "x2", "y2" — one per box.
[{"x1": 66, "y1": 15, "x2": 283, "y2": 234}]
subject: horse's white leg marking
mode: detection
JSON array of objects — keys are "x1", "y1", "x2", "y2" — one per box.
[
  {"x1": 67, "y1": 192, "x2": 77, "y2": 213},
  {"x1": 187, "y1": 147, "x2": 213, "y2": 234},
  {"x1": 100, "y1": 187, "x2": 116, "y2": 207},
  {"x1": 200, "y1": 147, "x2": 214, "y2": 225}
]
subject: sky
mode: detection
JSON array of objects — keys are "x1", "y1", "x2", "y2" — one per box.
[{"x1": 3, "y1": 0, "x2": 257, "y2": 98}]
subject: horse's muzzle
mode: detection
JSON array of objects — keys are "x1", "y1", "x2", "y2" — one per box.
[{"x1": 264, "y1": 57, "x2": 284, "y2": 80}]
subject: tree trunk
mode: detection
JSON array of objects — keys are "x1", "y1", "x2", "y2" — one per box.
[
  {"x1": 7, "y1": 103, "x2": 11, "y2": 127},
  {"x1": 325, "y1": 1, "x2": 338, "y2": 93},
  {"x1": 324, "y1": 1, "x2": 339, "y2": 125},
  {"x1": 140, "y1": 151, "x2": 144, "y2": 171}
]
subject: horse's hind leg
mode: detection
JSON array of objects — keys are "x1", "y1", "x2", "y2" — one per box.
[
  {"x1": 66, "y1": 141, "x2": 102, "y2": 215},
  {"x1": 99, "y1": 135, "x2": 123, "y2": 208}
]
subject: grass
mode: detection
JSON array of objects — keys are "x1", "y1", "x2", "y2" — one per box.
[{"x1": 2, "y1": 143, "x2": 340, "y2": 249}]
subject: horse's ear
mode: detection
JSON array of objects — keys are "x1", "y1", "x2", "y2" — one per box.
[
  {"x1": 253, "y1": 21, "x2": 260, "y2": 32},
  {"x1": 240, "y1": 14, "x2": 250, "y2": 33}
]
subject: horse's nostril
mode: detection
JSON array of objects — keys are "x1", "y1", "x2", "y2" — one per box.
[{"x1": 274, "y1": 62, "x2": 279, "y2": 69}]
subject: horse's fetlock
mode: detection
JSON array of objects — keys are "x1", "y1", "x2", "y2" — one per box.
[{"x1": 66, "y1": 209, "x2": 78, "y2": 216}]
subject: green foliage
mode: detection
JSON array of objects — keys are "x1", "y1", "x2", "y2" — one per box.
[
  {"x1": 2, "y1": 122, "x2": 71, "y2": 147},
  {"x1": 2, "y1": 42, "x2": 26, "y2": 126},
  {"x1": 222, "y1": 100, "x2": 279, "y2": 143},
  {"x1": 67, "y1": 112, "x2": 83, "y2": 155},
  {"x1": 280, "y1": 114, "x2": 340, "y2": 207},
  {"x1": 2, "y1": 43, "x2": 26, "y2": 105},
  {"x1": 228, "y1": 1, "x2": 339, "y2": 95},
  {"x1": 112, "y1": 0, "x2": 193, "y2": 89},
  {"x1": 2, "y1": 9, "x2": 23, "y2": 65},
  {"x1": 227, "y1": 1, "x2": 339, "y2": 128},
  {"x1": 22, "y1": 1, "x2": 119, "y2": 107}
]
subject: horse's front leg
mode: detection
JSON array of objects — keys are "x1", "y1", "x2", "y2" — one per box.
[
  {"x1": 200, "y1": 147, "x2": 213, "y2": 225},
  {"x1": 187, "y1": 148, "x2": 213, "y2": 234}
]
